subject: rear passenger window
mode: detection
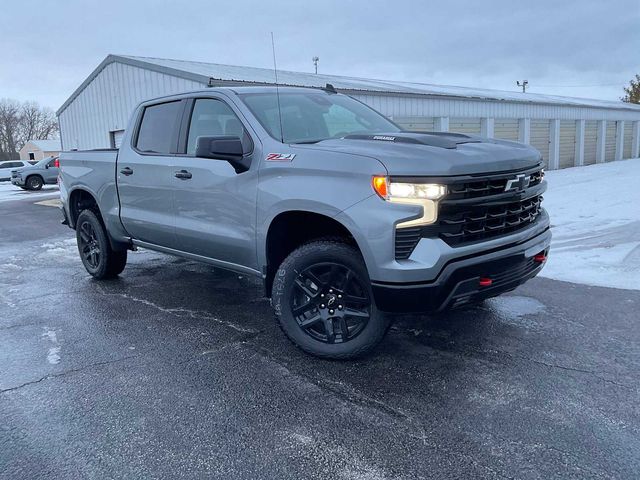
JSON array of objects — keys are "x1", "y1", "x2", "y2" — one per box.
[
  {"x1": 136, "y1": 101, "x2": 182, "y2": 154},
  {"x1": 186, "y1": 99, "x2": 250, "y2": 155}
]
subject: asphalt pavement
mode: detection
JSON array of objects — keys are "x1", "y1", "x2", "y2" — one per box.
[{"x1": 1, "y1": 186, "x2": 638, "y2": 479}]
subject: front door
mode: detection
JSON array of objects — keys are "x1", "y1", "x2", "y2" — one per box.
[
  {"x1": 118, "y1": 99, "x2": 184, "y2": 248},
  {"x1": 43, "y1": 158, "x2": 59, "y2": 183},
  {"x1": 172, "y1": 97, "x2": 259, "y2": 271}
]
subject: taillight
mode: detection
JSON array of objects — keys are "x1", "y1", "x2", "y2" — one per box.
[{"x1": 54, "y1": 158, "x2": 60, "y2": 168}]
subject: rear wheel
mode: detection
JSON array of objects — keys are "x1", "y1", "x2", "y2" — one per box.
[
  {"x1": 26, "y1": 175, "x2": 43, "y2": 191},
  {"x1": 76, "y1": 210, "x2": 127, "y2": 279},
  {"x1": 272, "y1": 241, "x2": 388, "y2": 359}
]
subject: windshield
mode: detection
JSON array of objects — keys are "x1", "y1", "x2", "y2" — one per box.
[
  {"x1": 35, "y1": 157, "x2": 53, "y2": 167},
  {"x1": 240, "y1": 91, "x2": 400, "y2": 144}
]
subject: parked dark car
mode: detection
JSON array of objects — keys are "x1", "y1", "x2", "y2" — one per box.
[{"x1": 11, "y1": 156, "x2": 60, "y2": 190}]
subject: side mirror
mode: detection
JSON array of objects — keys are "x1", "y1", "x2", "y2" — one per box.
[{"x1": 195, "y1": 135, "x2": 249, "y2": 173}]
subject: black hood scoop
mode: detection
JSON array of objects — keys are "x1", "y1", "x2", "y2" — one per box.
[{"x1": 343, "y1": 131, "x2": 481, "y2": 149}]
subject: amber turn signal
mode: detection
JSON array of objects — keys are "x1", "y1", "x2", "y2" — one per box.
[{"x1": 372, "y1": 176, "x2": 388, "y2": 198}]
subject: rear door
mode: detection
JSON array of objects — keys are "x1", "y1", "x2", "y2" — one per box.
[
  {"x1": 171, "y1": 96, "x2": 260, "y2": 270},
  {"x1": 118, "y1": 99, "x2": 185, "y2": 248}
]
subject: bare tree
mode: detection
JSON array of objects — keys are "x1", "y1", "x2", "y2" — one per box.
[
  {"x1": 0, "y1": 99, "x2": 22, "y2": 160},
  {"x1": 17, "y1": 102, "x2": 59, "y2": 148},
  {"x1": 0, "y1": 99, "x2": 59, "y2": 160}
]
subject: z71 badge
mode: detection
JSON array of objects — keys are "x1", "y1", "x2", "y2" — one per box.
[{"x1": 266, "y1": 153, "x2": 296, "y2": 162}]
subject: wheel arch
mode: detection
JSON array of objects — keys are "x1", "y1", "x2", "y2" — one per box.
[
  {"x1": 262, "y1": 209, "x2": 368, "y2": 297},
  {"x1": 68, "y1": 187, "x2": 128, "y2": 252}
]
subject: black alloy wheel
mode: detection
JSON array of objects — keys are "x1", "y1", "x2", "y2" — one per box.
[
  {"x1": 272, "y1": 240, "x2": 389, "y2": 359},
  {"x1": 78, "y1": 220, "x2": 101, "y2": 269},
  {"x1": 291, "y1": 262, "x2": 371, "y2": 344},
  {"x1": 75, "y1": 209, "x2": 127, "y2": 279},
  {"x1": 27, "y1": 176, "x2": 43, "y2": 190}
]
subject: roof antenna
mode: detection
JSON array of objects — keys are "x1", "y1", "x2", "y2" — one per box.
[{"x1": 271, "y1": 32, "x2": 285, "y2": 143}]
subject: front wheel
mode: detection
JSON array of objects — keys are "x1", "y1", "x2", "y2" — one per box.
[
  {"x1": 272, "y1": 241, "x2": 389, "y2": 359},
  {"x1": 76, "y1": 210, "x2": 127, "y2": 279},
  {"x1": 26, "y1": 175, "x2": 43, "y2": 191}
]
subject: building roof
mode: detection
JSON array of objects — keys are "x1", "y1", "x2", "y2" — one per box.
[
  {"x1": 26, "y1": 139, "x2": 61, "y2": 151},
  {"x1": 58, "y1": 54, "x2": 640, "y2": 115}
]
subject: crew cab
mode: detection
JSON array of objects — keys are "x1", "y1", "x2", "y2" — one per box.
[{"x1": 59, "y1": 86, "x2": 550, "y2": 359}]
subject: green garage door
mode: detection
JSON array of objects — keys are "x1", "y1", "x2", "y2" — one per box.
[
  {"x1": 394, "y1": 116, "x2": 435, "y2": 132},
  {"x1": 494, "y1": 119, "x2": 519, "y2": 141},
  {"x1": 559, "y1": 120, "x2": 576, "y2": 168},
  {"x1": 623, "y1": 122, "x2": 633, "y2": 159},
  {"x1": 530, "y1": 120, "x2": 550, "y2": 165},
  {"x1": 605, "y1": 122, "x2": 617, "y2": 161},
  {"x1": 583, "y1": 121, "x2": 598, "y2": 165},
  {"x1": 449, "y1": 118, "x2": 481, "y2": 135}
]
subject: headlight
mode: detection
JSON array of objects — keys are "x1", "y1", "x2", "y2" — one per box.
[
  {"x1": 372, "y1": 176, "x2": 447, "y2": 227},
  {"x1": 388, "y1": 182, "x2": 446, "y2": 200}
]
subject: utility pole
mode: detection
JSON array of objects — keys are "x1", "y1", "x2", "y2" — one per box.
[
  {"x1": 516, "y1": 80, "x2": 529, "y2": 93},
  {"x1": 312, "y1": 56, "x2": 319, "y2": 74}
]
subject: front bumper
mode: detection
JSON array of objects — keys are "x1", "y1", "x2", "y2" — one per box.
[
  {"x1": 11, "y1": 177, "x2": 25, "y2": 186},
  {"x1": 372, "y1": 227, "x2": 551, "y2": 313}
]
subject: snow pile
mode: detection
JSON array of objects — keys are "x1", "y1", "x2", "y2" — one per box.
[
  {"x1": 0, "y1": 182, "x2": 58, "y2": 202},
  {"x1": 541, "y1": 158, "x2": 640, "y2": 290}
]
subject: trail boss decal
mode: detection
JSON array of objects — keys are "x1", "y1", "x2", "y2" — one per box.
[{"x1": 266, "y1": 153, "x2": 296, "y2": 162}]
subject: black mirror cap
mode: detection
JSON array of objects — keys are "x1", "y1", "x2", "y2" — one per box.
[{"x1": 195, "y1": 135, "x2": 250, "y2": 173}]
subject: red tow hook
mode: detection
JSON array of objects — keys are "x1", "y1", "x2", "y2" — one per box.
[
  {"x1": 479, "y1": 277, "x2": 493, "y2": 287},
  {"x1": 534, "y1": 253, "x2": 547, "y2": 263}
]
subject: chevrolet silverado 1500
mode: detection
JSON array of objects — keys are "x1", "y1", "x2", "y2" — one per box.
[{"x1": 60, "y1": 86, "x2": 550, "y2": 359}]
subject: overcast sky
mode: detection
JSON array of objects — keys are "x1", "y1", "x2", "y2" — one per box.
[{"x1": 1, "y1": 0, "x2": 638, "y2": 111}]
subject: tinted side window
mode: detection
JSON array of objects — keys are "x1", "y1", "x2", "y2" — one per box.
[
  {"x1": 136, "y1": 101, "x2": 182, "y2": 154},
  {"x1": 186, "y1": 99, "x2": 250, "y2": 155}
]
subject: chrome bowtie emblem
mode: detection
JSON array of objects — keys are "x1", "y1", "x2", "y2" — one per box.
[{"x1": 505, "y1": 174, "x2": 531, "y2": 192}]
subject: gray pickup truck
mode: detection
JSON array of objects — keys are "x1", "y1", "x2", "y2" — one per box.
[{"x1": 59, "y1": 86, "x2": 550, "y2": 359}]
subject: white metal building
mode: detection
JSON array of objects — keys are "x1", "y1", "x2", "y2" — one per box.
[{"x1": 57, "y1": 54, "x2": 640, "y2": 169}]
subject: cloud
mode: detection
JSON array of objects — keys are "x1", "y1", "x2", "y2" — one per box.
[{"x1": 1, "y1": 0, "x2": 637, "y2": 109}]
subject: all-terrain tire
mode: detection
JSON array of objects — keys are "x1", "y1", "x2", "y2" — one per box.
[
  {"x1": 272, "y1": 240, "x2": 389, "y2": 359},
  {"x1": 26, "y1": 175, "x2": 43, "y2": 191},
  {"x1": 76, "y1": 210, "x2": 127, "y2": 279}
]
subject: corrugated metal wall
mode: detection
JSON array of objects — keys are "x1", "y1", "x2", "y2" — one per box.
[
  {"x1": 623, "y1": 122, "x2": 633, "y2": 158},
  {"x1": 58, "y1": 62, "x2": 204, "y2": 149},
  {"x1": 559, "y1": 120, "x2": 576, "y2": 168},
  {"x1": 351, "y1": 93, "x2": 640, "y2": 122},
  {"x1": 449, "y1": 118, "x2": 481, "y2": 135},
  {"x1": 58, "y1": 59, "x2": 640, "y2": 170},
  {"x1": 530, "y1": 120, "x2": 550, "y2": 163},
  {"x1": 583, "y1": 121, "x2": 598, "y2": 165},
  {"x1": 605, "y1": 122, "x2": 617, "y2": 161},
  {"x1": 394, "y1": 116, "x2": 435, "y2": 132},
  {"x1": 494, "y1": 119, "x2": 519, "y2": 141}
]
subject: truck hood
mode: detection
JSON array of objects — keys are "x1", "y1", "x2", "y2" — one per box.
[{"x1": 298, "y1": 132, "x2": 542, "y2": 176}]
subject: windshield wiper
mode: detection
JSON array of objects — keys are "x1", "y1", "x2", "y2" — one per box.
[{"x1": 290, "y1": 139, "x2": 326, "y2": 144}]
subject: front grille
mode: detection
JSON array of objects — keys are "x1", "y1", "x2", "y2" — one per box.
[
  {"x1": 394, "y1": 165, "x2": 546, "y2": 259},
  {"x1": 435, "y1": 194, "x2": 543, "y2": 246},
  {"x1": 447, "y1": 169, "x2": 543, "y2": 200}
]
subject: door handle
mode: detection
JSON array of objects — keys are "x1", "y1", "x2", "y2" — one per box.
[
  {"x1": 174, "y1": 169, "x2": 192, "y2": 179},
  {"x1": 120, "y1": 167, "x2": 133, "y2": 176}
]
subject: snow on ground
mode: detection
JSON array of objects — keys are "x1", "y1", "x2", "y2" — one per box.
[
  {"x1": 541, "y1": 158, "x2": 640, "y2": 290},
  {"x1": 0, "y1": 181, "x2": 58, "y2": 202}
]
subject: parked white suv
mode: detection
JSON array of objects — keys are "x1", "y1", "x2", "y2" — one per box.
[{"x1": 0, "y1": 160, "x2": 32, "y2": 182}]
